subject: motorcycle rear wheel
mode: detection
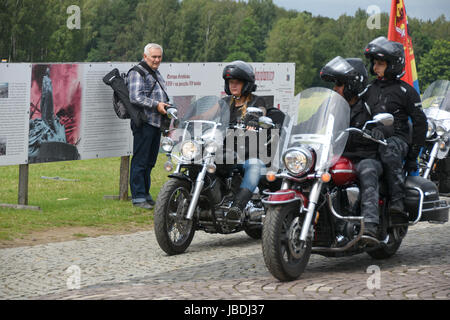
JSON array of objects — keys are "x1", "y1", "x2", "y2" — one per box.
[
  {"x1": 366, "y1": 226, "x2": 408, "y2": 259},
  {"x1": 154, "y1": 178, "x2": 196, "y2": 255},
  {"x1": 262, "y1": 204, "x2": 312, "y2": 281}
]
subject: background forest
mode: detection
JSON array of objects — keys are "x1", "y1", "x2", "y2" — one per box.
[{"x1": 0, "y1": 0, "x2": 448, "y2": 93}]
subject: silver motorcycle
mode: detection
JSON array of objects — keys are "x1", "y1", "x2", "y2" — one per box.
[
  {"x1": 154, "y1": 96, "x2": 280, "y2": 255},
  {"x1": 420, "y1": 80, "x2": 450, "y2": 193}
]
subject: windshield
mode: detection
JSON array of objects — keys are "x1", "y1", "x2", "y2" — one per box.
[
  {"x1": 422, "y1": 80, "x2": 450, "y2": 122},
  {"x1": 273, "y1": 87, "x2": 350, "y2": 172},
  {"x1": 422, "y1": 80, "x2": 450, "y2": 111},
  {"x1": 168, "y1": 95, "x2": 230, "y2": 161}
]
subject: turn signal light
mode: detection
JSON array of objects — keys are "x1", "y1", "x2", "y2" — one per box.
[
  {"x1": 321, "y1": 172, "x2": 331, "y2": 183},
  {"x1": 164, "y1": 161, "x2": 174, "y2": 172},
  {"x1": 266, "y1": 171, "x2": 276, "y2": 182}
]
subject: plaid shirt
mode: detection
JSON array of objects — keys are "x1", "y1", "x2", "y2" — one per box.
[{"x1": 128, "y1": 61, "x2": 169, "y2": 128}]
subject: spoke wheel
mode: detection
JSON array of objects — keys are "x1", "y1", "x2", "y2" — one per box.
[
  {"x1": 154, "y1": 179, "x2": 196, "y2": 255},
  {"x1": 262, "y1": 204, "x2": 311, "y2": 281}
]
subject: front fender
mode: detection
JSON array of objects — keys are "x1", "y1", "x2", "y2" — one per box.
[
  {"x1": 168, "y1": 173, "x2": 193, "y2": 186},
  {"x1": 262, "y1": 189, "x2": 308, "y2": 206}
]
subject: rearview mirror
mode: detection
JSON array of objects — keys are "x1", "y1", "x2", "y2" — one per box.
[
  {"x1": 258, "y1": 116, "x2": 275, "y2": 129},
  {"x1": 166, "y1": 107, "x2": 178, "y2": 120},
  {"x1": 362, "y1": 113, "x2": 394, "y2": 131},
  {"x1": 373, "y1": 113, "x2": 394, "y2": 127},
  {"x1": 247, "y1": 107, "x2": 264, "y2": 117}
]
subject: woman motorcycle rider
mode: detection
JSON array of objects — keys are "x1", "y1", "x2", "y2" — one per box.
[
  {"x1": 220, "y1": 60, "x2": 267, "y2": 223},
  {"x1": 320, "y1": 56, "x2": 393, "y2": 241},
  {"x1": 364, "y1": 36, "x2": 427, "y2": 215}
]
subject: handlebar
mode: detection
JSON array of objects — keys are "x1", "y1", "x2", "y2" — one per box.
[{"x1": 345, "y1": 127, "x2": 388, "y2": 146}]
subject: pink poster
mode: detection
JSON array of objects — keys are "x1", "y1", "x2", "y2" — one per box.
[{"x1": 29, "y1": 64, "x2": 81, "y2": 163}]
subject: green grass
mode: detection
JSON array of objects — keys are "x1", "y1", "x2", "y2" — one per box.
[{"x1": 0, "y1": 155, "x2": 170, "y2": 241}]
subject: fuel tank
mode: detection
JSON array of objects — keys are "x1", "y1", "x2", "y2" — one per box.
[{"x1": 330, "y1": 156, "x2": 357, "y2": 186}]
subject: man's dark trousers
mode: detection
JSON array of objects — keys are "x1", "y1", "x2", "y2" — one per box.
[{"x1": 130, "y1": 121, "x2": 161, "y2": 204}]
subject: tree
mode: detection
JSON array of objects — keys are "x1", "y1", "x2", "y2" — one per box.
[
  {"x1": 84, "y1": 0, "x2": 142, "y2": 62},
  {"x1": 418, "y1": 39, "x2": 450, "y2": 91},
  {"x1": 1, "y1": 0, "x2": 54, "y2": 62},
  {"x1": 310, "y1": 32, "x2": 344, "y2": 87},
  {"x1": 225, "y1": 16, "x2": 260, "y2": 62},
  {"x1": 265, "y1": 13, "x2": 315, "y2": 93},
  {"x1": 247, "y1": 0, "x2": 277, "y2": 60},
  {"x1": 168, "y1": 0, "x2": 247, "y2": 62}
]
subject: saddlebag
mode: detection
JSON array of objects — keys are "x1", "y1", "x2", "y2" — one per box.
[{"x1": 404, "y1": 176, "x2": 449, "y2": 223}]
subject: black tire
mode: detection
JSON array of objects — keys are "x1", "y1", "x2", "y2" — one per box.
[
  {"x1": 262, "y1": 204, "x2": 312, "y2": 281},
  {"x1": 244, "y1": 227, "x2": 262, "y2": 239},
  {"x1": 154, "y1": 178, "x2": 196, "y2": 255},
  {"x1": 367, "y1": 226, "x2": 407, "y2": 259}
]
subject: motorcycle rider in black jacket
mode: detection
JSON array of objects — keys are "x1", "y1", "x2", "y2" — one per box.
[
  {"x1": 364, "y1": 37, "x2": 427, "y2": 215},
  {"x1": 320, "y1": 56, "x2": 393, "y2": 240}
]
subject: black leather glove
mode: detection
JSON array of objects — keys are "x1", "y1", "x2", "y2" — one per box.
[
  {"x1": 404, "y1": 144, "x2": 421, "y2": 173},
  {"x1": 370, "y1": 127, "x2": 385, "y2": 141},
  {"x1": 244, "y1": 113, "x2": 259, "y2": 128},
  {"x1": 404, "y1": 159, "x2": 418, "y2": 172},
  {"x1": 407, "y1": 144, "x2": 422, "y2": 161}
]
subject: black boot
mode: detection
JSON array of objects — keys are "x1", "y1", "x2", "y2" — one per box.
[
  {"x1": 389, "y1": 199, "x2": 405, "y2": 214},
  {"x1": 361, "y1": 222, "x2": 380, "y2": 247},
  {"x1": 364, "y1": 222, "x2": 379, "y2": 238},
  {"x1": 227, "y1": 188, "x2": 253, "y2": 223},
  {"x1": 389, "y1": 199, "x2": 409, "y2": 224}
]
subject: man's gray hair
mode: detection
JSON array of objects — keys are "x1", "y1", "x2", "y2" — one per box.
[{"x1": 144, "y1": 43, "x2": 163, "y2": 55}]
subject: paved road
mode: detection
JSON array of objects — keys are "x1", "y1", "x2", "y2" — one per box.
[{"x1": 0, "y1": 219, "x2": 449, "y2": 301}]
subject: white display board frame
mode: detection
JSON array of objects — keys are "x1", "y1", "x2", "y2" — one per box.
[{"x1": 0, "y1": 62, "x2": 295, "y2": 167}]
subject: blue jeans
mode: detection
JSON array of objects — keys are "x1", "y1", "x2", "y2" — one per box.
[
  {"x1": 130, "y1": 122, "x2": 161, "y2": 204},
  {"x1": 235, "y1": 158, "x2": 266, "y2": 192}
]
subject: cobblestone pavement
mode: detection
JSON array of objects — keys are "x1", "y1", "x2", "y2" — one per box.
[{"x1": 0, "y1": 219, "x2": 449, "y2": 300}]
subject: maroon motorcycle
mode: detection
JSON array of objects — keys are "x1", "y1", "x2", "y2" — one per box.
[{"x1": 261, "y1": 88, "x2": 449, "y2": 281}]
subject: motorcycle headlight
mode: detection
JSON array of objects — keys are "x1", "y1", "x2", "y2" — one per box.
[
  {"x1": 426, "y1": 120, "x2": 436, "y2": 139},
  {"x1": 204, "y1": 139, "x2": 218, "y2": 154},
  {"x1": 181, "y1": 140, "x2": 200, "y2": 160},
  {"x1": 283, "y1": 147, "x2": 314, "y2": 176},
  {"x1": 161, "y1": 137, "x2": 174, "y2": 152},
  {"x1": 436, "y1": 125, "x2": 447, "y2": 137}
]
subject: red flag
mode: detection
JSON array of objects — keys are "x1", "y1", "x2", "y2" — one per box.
[{"x1": 388, "y1": 0, "x2": 420, "y2": 93}]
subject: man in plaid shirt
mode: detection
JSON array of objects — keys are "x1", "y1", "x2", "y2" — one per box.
[{"x1": 128, "y1": 43, "x2": 170, "y2": 209}]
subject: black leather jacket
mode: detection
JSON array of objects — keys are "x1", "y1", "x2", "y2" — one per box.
[
  {"x1": 343, "y1": 98, "x2": 393, "y2": 162},
  {"x1": 365, "y1": 78, "x2": 427, "y2": 147}
]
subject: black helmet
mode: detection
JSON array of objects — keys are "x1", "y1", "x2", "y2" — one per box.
[
  {"x1": 320, "y1": 56, "x2": 368, "y2": 101},
  {"x1": 364, "y1": 36, "x2": 405, "y2": 79},
  {"x1": 222, "y1": 60, "x2": 257, "y2": 96}
]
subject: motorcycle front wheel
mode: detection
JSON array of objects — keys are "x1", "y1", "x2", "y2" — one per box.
[
  {"x1": 262, "y1": 204, "x2": 312, "y2": 281},
  {"x1": 154, "y1": 178, "x2": 196, "y2": 255}
]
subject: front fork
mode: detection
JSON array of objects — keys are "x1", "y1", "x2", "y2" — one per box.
[
  {"x1": 185, "y1": 164, "x2": 208, "y2": 220},
  {"x1": 278, "y1": 178, "x2": 322, "y2": 243},
  {"x1": 299, "y1": 180, "x2": 322, "y2": 242},
  {"x1": 423, "y1": 141, "x2": 439, "y2": 179},
  {"x1": 185, "y1": 156, "x2": 216, "y2": 220}
]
